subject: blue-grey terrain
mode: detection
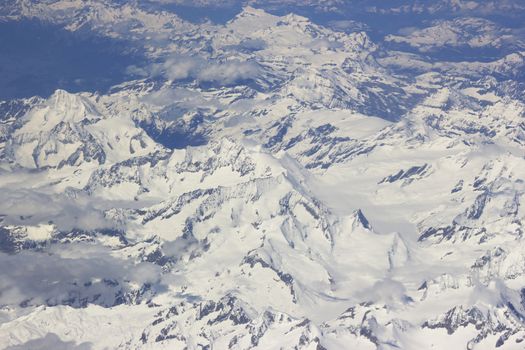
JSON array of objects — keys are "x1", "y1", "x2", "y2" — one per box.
[{"x1": 0, "y1": 1, "x2": 524, "y2": 349}]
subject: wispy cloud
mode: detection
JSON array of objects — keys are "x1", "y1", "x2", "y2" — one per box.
[
  {"x1": 0, "y1": 244, "x2": 162, "y2": 307},
  {"x1": 128, "y1": 55, "x2": 261, "y2": 86},
  {"x1": 0, "y1": 188, "x2": 118, "y2": 232},
  {"x1": 5, "y1": 333, "x2": 92, "y2": 350},
  {"x1": 158, "y1": 56, "x2": 201, "y2": 80},
  {"x1": 198, "y1": 60, "x2": 260, "y2": 84}
]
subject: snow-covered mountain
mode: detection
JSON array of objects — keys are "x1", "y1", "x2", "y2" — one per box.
[{"x1": 0, "y1": 1, "x2": 524, "y2": 349}]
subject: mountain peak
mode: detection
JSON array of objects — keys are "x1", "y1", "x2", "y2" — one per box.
[
  {"x1": 352, "y1": 209, "x2": 373, "y2": 231},
  {"x1": 282, "y1": 12, "x2": 311, "y2": 24},
  {"x1": 33, "y1": 89, "x2": 98, "y2": 128},
  {"x1": 228, "y1": 5, "x2": 277, "y2": 28},
  {"x1": 237, "y1": 5, "x2": 269, "y2": 18}
]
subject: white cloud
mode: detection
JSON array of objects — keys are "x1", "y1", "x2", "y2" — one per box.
[
  {"x1": 197, "y1": 60, "x2": 260, "y2": 84},
  {"x1": 327, "y1": 19, "x2": 369, "y2": 33},
  {"x1": 127, "y1": 56, "x2": 202, "y2": 80},
  {"x1": 0, "y1": 244, "x2": 162, "y2": 307},
  {"x1": 356, "y1": 278, "x2": 410, "y2": 305},
  {"x1": 128, "y1": 56, "x2": 261, "y2": 86},
  {"x1": 161, "y1": 56, "x2": 202, "y2": 80},
  {"x1": 5, "y1": 333, "x2": 92, "y2": 350},
  {"x1": 0, "y1": 188, "x2": 119, "y2": 232}
]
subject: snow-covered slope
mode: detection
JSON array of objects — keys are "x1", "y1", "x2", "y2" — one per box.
[{"x1": 0, "y1": 1, "x2": 525, "y2": 349}]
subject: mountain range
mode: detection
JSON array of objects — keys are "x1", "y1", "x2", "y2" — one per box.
[{"x1": 0, "y1": 1, "x2": 524, "y2": 349}]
